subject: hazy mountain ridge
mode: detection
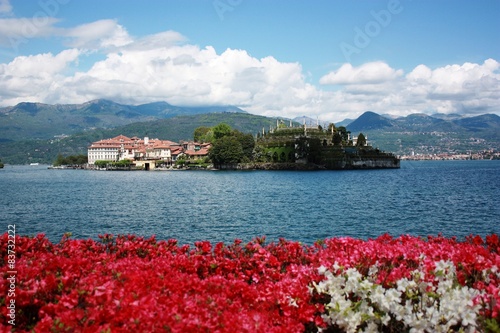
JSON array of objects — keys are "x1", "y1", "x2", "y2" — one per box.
[
  {"x1": 0, "y1": 99, "x2": 246, "y2": 141},
  {"x1": 0, "y1": 99, "x2": 499, "y2": 163},
  {"x1": 345, "y1": 111, "x2": 499, "y2": 156},
  {"x1": 0, "y1": 113, "x2": 278, "y2": 164},
  {"x1": 346, "y1": 111, "x2": 500, "y2": 134}
]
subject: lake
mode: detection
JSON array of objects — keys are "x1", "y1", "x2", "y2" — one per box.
[{"x1": 1, "y1": 160, "x2": 498, "y2": 245}]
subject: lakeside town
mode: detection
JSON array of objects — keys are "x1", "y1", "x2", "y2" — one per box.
[
  {"x1": 87, "y1": 135, "x2": 211, "y2": 170},
  {"x1": 399, "y1": 150, "x2": 500, "y2": 161}
]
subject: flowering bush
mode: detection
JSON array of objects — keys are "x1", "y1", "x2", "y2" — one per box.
[{"x1": 1, "y1": 233, "x2": 499, "y2": 332}]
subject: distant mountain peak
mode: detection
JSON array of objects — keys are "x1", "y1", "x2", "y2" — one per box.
[
  {"x1": 347, "y1": 111, "x2": 393, "y2": 132},
  {"x1": 83, "y1": 99, "x2": 121, "y2": 106}
]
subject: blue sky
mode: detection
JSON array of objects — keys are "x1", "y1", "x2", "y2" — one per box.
[{"x1": 1, "y1": 0, "x2": 499, "y2": 121}]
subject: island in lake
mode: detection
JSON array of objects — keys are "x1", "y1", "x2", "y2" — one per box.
[
  {"x1": 249, "y1": 122, "x2": 400, "y2": 170},
  {"x1": 81, "y1": 121, "x2": 399, "y2": 171}
]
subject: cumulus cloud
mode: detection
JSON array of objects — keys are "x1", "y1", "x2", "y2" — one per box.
[
  {"x1": 0, "y1": 16, "x2": 498, "y2": 122},
  {"x1": 317, "y1": 59, "x2": 500, "y2": 119},
  {"x1": 319, "y1": 61, "x2": 403, "y2": 85},
  {"x1": 0, "y1": 49, "x2": 80, "y2": 104},
  {"x1": 402, "y1": 59, "x2": 500, "y2": 114},
  {"x1": 56, "y1": 45, "x2": 320, "y2": 119}
]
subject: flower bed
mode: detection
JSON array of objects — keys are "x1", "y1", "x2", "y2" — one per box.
[{"x1": 1, "y1": 233, "x2": 499, "y2": 332}]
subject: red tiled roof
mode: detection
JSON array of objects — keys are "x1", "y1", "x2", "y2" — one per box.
[{"x1": 184, "y1": 148, "x2": 210, "y2": 156}]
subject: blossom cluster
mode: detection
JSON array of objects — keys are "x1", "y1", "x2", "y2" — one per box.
[
  {"x1": 0, "y1": 233, "x2": 499, "y2": 332},
  {"x1": 314, "y1": 261, "x2": 484, "y2": 332}
]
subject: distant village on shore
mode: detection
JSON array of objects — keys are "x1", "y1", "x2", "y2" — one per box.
[{"x1": 399, "y1": 150, "x2": 500, "y2": 161}]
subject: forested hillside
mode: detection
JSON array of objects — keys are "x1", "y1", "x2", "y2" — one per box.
[{"x1": 0, "y1": 113, "x2": 279, "y2": 164}]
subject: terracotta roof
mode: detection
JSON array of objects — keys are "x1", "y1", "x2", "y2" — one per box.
[
  {"x1": 185, "y1": 148, "x2": 210, "y2": 156},
  {"x1": 170, "y1": 147, "x2": 183, "y2": 155}
]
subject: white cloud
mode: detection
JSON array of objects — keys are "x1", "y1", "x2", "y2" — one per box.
[
  {"x1": 0, "y1": 18, "x2": 498, "y2": 123},
  {"x1": 403, "y1": 59, "x2": 500, "y2": 114},
  {"x1": 64, "y1": 19, "x2": 133, "y2": 50},
  {"x1": 0, "y1": 1, "x2": 498, "y2": 123},
  {"x1": 56, "y1": 45, "x2": 320, "y2": 119},
  {"x1": 0, "y1": 49, "x2": 80, "y2": 105},
  {"x1": 319, "y1": 61, "x2": 404, "y2": 85},
  {"x1": 0, "y1": 0, "x2": 12, "y2": 15},
  {"x1": 317, "y1": 59, "x2": 500, "y2": 119},
  {"x1": 123, "y1": 31, "x2": 186, "y2": 51},
  {"x1": 0, "y1": 17, "x2": 59, "y2": 47}
]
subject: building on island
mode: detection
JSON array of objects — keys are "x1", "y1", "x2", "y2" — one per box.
[
  {"x1": 87, "y1": 135, "x2": 211, "y2": 170},
  {"x1": 257, "y1": 123, "x2": 399, "y2": 169}
]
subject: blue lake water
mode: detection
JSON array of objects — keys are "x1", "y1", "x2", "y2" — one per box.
[{"x1": 1, "y1": 160, "x2": 499, "y2": 245}]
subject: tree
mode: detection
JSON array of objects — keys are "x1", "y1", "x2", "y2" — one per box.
[
  {"x1": 332, "y1": 132, "x2": 342, "y2": 146},
  {"x1": 54, "y1": 154, "x2": 65, "y2": 166},
  {"x1": 356, "y1": 133, "x2": 367, "y2": 147},
  {"x1": 213, "y1": 123, "x2": 232, "y2": 140},
  {"x1": 232, "y1": 131, "x2": 255, "y2": 161},
  {"x1": 208, "y1": 136, "x2": 244, "y2": 168},
  {"x1": 336, "y1": 126, "x2": 351, "y2": 145},
  {"x1": 53, "y1": 154, "x2": 88, "y2": 166},
  {"x1": 194, "y1": 126, "x2": 212, "y2": 142}
]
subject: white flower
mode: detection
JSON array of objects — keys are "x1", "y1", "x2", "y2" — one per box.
[
  {"x1": 318, "y1": 265, "x2": 328, "y2": 275},
  {"x1": 397, "y1": 278, "x2": 410, "y2": 292},
  {"x1": 312, "y1": 259, "x2": 485, "y2": 333},
  {"x1": 381, "y1": 313, "x2": 391, "y2": 326},
  {"x1": 385, "y1": 288, "x2": 402, "y2": 312},
  {"x1": 362, "y1": 321, "x2": 379, "y2": 333},
  {"x1": 368, "y1": 264, "x2": 378, "y2": 277}
]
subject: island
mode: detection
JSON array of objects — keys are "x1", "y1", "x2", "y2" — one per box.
[
  {"x1": 246, "y1": 122, "x2": 400, "y2": 170},
  {"x1": 82, "y1": 121, "x2": 399, "y2": 171}
]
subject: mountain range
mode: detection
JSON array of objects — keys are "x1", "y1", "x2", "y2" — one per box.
[
  {"x1": 346, "y1": 111, "x2": 499, "y2": 155},
  {"x1": 347, "y1": 111, "x2": 500, "y2": 134},
  {"x1": 0, "y1": 100, "x2": 498, "y2": 164},
  {"x1": 0, "y1": 99, "x2": 246, "y2": 142}
]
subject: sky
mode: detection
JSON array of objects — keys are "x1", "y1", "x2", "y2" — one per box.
[{"x1": 0, "y1": 0, "x2": 499, "y2": 122}]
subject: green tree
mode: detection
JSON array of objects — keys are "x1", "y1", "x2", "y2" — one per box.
[
  {"x1": 232, "y1": 131, "x2": 255, "y2": 161},
  {"x1": 54, "y1": 154, "x2": 65, "y2": 166},
  {"x1": 193, "y1": 126, "x2": 212, "y2": 142},
  {"x1": 336, "y1": 126, "x2": 351, "y2": 145},
  {"x1": 332, "y1": 132, "x2": 342, "y2": 146},
  {"x1": 209, "y1": 136, "x2": 244, "y2": 168},
  {"x1": 94, "y1": 160, "x2": 109, "y2": 168},
  {"x1": 53, "y1": 154, "x2": 88, "y2": 166},
  {"x1": 356, "y1": 133, "x2": 367, "y2": 147},
  {"x1": 213, "y1": 123, "x2": 232, "y2": 140}
]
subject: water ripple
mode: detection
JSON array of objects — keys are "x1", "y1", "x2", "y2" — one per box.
[{"x1": 0, "y1": 161, "x2": 498, "y2": 244}]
